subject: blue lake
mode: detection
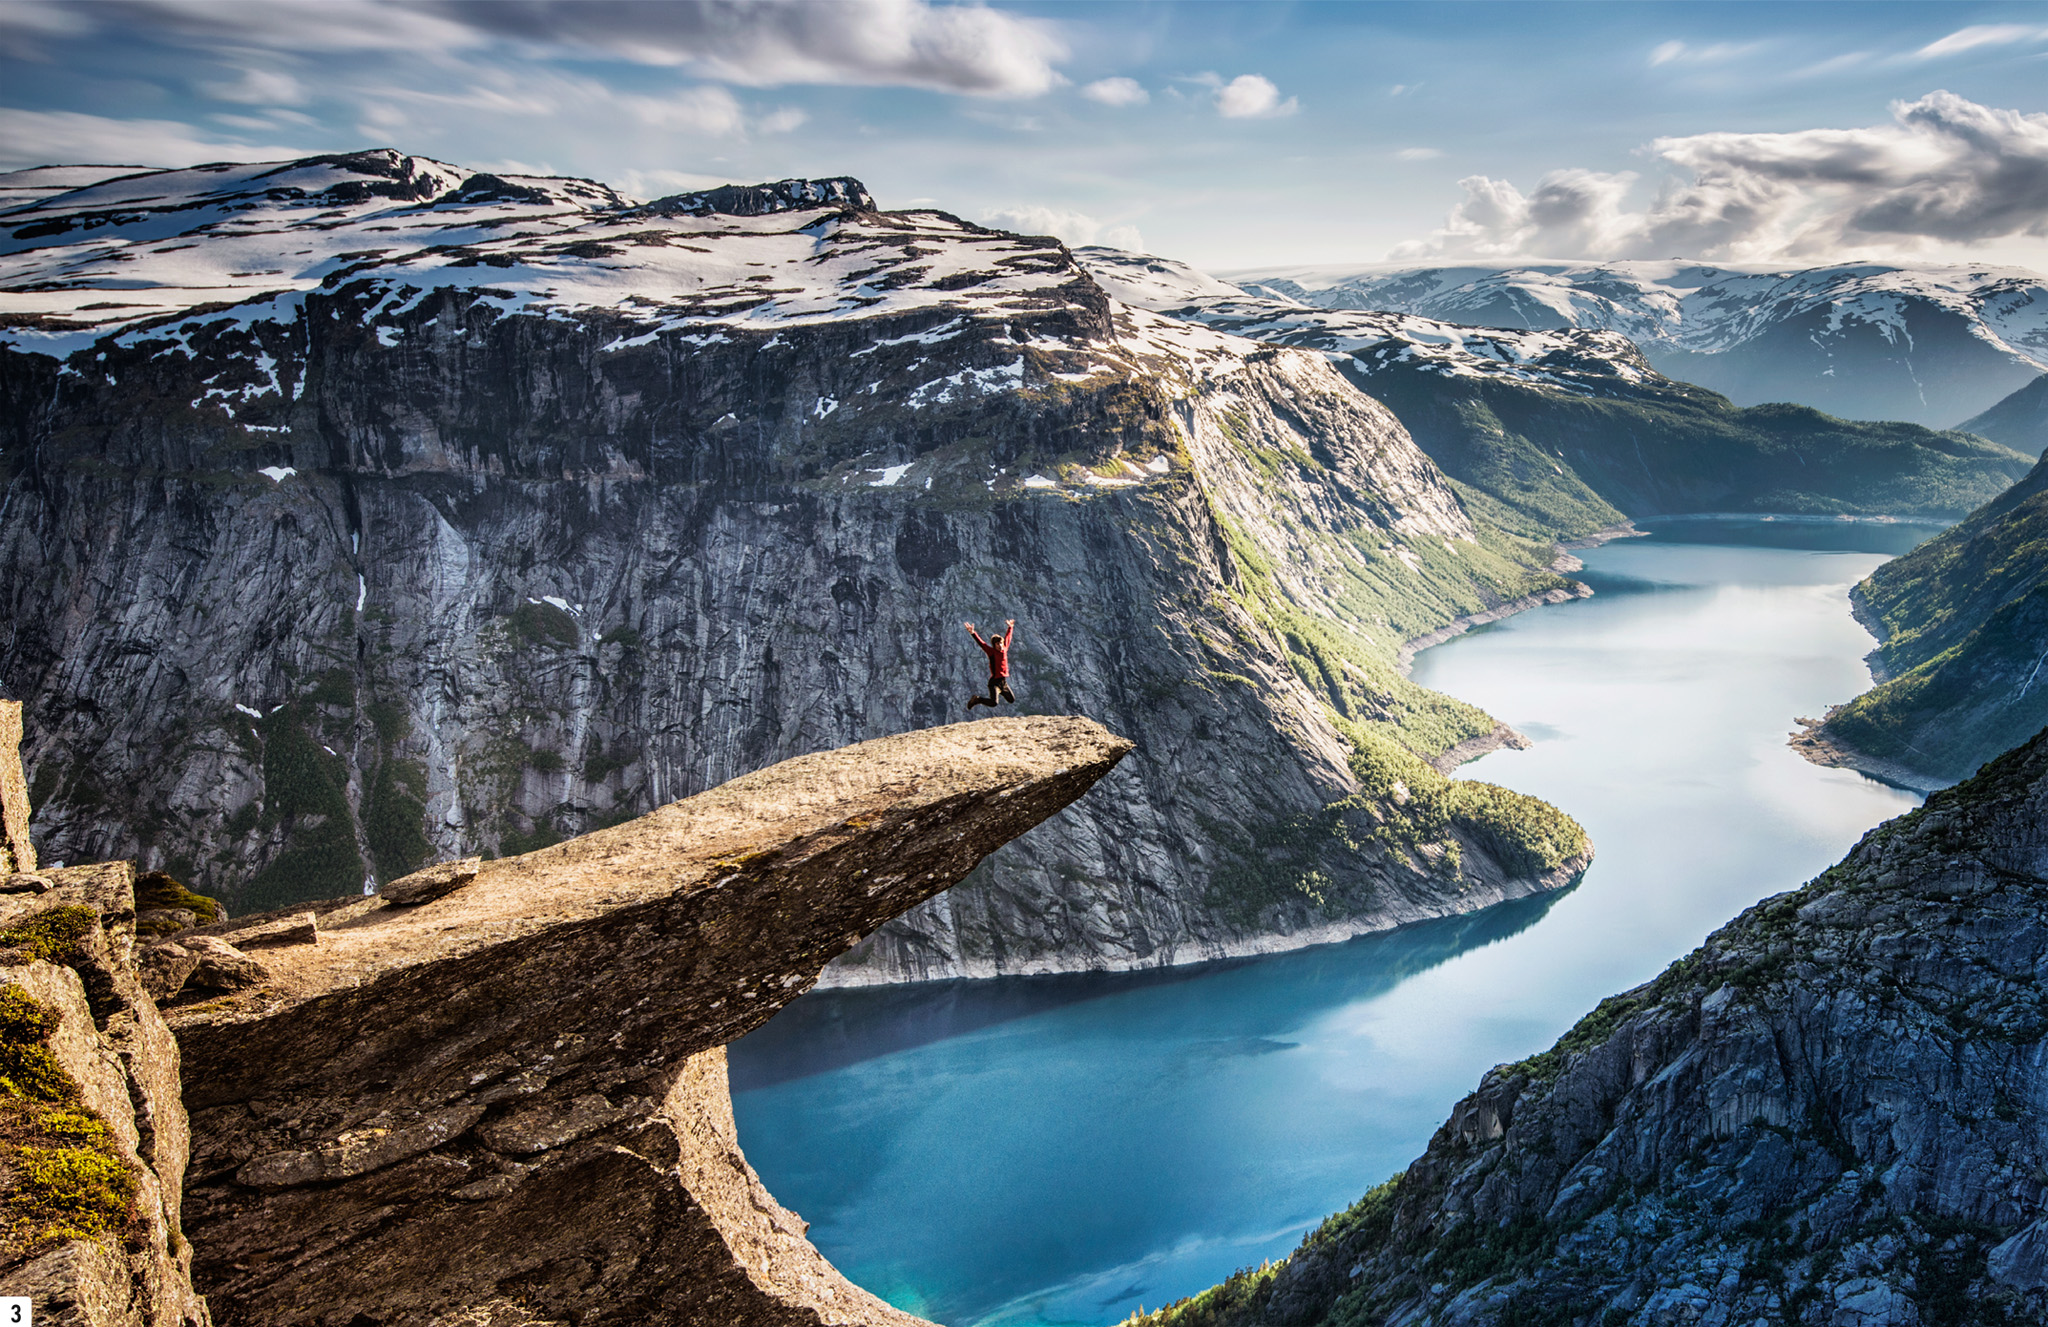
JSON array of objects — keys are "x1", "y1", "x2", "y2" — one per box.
[{"x1": 729, "y1": 520, "x2": 1938, "y2": 1325}]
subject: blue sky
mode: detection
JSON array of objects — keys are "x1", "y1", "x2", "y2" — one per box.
[{"x1": 5, "y1": 0, "x2": 2048, "y2": 270}]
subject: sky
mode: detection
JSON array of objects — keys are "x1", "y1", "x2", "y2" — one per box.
[{"x1": 4, "y1": 0, "x2": 2048, "y2": 272}]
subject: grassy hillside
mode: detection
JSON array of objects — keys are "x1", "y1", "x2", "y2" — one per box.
[
  {"x1": 1353, "y1": 364, "x2": 2036, "y2": 542},
  {"x1": 1815, "y1": 451, "x2": 2048, "y2": 783}
]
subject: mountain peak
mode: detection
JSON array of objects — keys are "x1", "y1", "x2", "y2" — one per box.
[{"x1": 642, "y1": 176, "x2": 874, "y2": 219}]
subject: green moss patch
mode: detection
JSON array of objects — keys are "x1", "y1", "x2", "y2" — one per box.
[
  {"x1": 10, "y1": 1145, "x2": 138, "y2": 1244},
  {"x1": 0, "y1": 985, "x2": 141, "y2": 1252},
  {"x1": 134, "y1": 872, "x2": 223, "y2": 929},
  {"x1": 0, "y1": 908, "x2": 99, "y2": 965}
]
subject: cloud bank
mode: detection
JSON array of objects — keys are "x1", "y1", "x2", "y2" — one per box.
[
  {"x1": 71, "y1": 0, "x2": 1068, "y2": 97},
  {"x1": 981, "y1": 204, "x2": 1142, "y2": 253},
  {"x1": 1397, "y1": 91, "x2": 2048, "y2": 262}
]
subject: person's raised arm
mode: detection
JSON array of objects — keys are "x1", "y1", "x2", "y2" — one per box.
[
  {"x1": 1003, "y1": 618, "x2": 1015, "y2": 645},
  {"x1": 965, "y1": 621, "x2": 987, "y2": 647}
]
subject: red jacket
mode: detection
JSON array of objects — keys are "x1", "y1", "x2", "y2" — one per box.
[{"x1": 974, "y1": 629, "x2": 1011, "y2": 678}]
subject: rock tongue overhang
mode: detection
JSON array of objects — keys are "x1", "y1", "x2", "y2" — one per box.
[
  {"x1": 170, "y1": 714, "x2": 1132, "y2": 1090},
  {"x1": 160, "y1": 715, "x2": 1128, "y2": 1326}
]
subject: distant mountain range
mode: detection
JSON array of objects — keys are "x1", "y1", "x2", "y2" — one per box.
[
  {"x1": 1219, "y1": 260, "x2": 2048, "y2": 431},
  {"x1": 1081, "y1": 248, "x2": 2034, "y2": 537}
]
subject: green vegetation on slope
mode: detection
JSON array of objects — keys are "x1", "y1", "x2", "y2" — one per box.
[
  {"x1": 1186, "y1": 409, "x2": 1591, "y2": 913},
  {"x1": 0, "y1": 984, "x2": 140, "y2": 1254},
  {"x1": 1352, "y1": 363, "x2": 2034, "y2": 541},
  {"x1": 1818, "y1": 451, "x2": 2048, "y2": 782}
]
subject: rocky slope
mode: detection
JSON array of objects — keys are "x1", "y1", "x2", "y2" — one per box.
[
  {"x1": 0, "y1": 151, "x2": 1588, "y2": 985},
  {"x1": 1799, "y1": 450, "x2": 2048, "y2": 789},
  {"x1": 1959, "y1": 374, "x2": 2048, "y2": 458},
  {"x1": 1137, "y1": 721, "x2": 2048, "y2": 1327},
  {"x1": 1221, "y1": 260, "x2": 2048, "y2": 429},
  {"x1": 1083, "y1": 249, "x2": 2033, "y2": 540}
]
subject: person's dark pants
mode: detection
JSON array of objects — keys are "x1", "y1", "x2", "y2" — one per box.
[{"x1": 968, "y1": 676, "x2": 1015, "y2": 709}]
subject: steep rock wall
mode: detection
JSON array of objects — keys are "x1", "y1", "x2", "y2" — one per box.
[{"x1": 3, "y1": 249, "x2": 1584, "y2": 984}]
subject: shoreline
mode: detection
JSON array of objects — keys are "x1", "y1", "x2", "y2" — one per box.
[
  {"x1": 1788, "y1": 716, "x2": 1950, "y2": 795},
  {"x1": 1397, "y1": 580, "x2": 1595, "y2": 675},
  {"x1": 817, "y1": 849, "x2": 1589, "y2": 989}
]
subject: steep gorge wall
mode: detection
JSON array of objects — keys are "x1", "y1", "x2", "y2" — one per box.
[{"x1": 2, "y1": 274, "x2": 1585, "y2": 984}]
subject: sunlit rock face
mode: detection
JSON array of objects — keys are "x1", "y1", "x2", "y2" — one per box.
[{"x1": 166, "y1": 715, "x2": 1129, "y2": 1327}]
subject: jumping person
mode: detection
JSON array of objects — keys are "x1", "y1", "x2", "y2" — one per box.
[{"x1": 965, "y1": 619, "x2": 1016, "y2": 711}]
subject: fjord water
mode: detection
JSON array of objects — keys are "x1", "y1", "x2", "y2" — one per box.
[{"x1": 728, "y1": 521, "x2": 1936, "y2": 1326}]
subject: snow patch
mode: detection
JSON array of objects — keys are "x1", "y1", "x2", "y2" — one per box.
[
  {"x1": 257, "y1": 465, "x2": 296, "y2": 483},
  {"x1": 868, "y1": 463, "x2": 913, "y2": 487}
]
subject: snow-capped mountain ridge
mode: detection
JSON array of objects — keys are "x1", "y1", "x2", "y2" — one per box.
[
  {"x1": 0, "y1": 150, "x2": 1106, "y2": 370},
  {"x1": 1222, "y1": 259, "x2": 2048, "y2": 427},
  {"x1": 1082, "y1": 247, "x2": 1659, "y2": 397}
]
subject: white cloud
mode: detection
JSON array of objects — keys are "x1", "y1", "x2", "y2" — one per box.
[
  {"x1": 60, "y1": 0, "x2": 1070, "y2": 96},
  {"x1": 758, "y1": 106, "x2": 807, "y2": 134},
  {"x1": 620, "y1": 86, "x2": 749, "y2": 135},
  {"x1": 1645, "y1": 39, "x2": 1766, "y2": 68},
  {"x1": 1082, "y1": 77, "x2": 1148, "y2": 107},
  {"x1": 0, "y1": 108, "x2": 310, "y2": 170},
  {"x1": 95, "y1": 0, "x2": 484, "y2": 52},
  {"x1": 1396, "y1": 147, "x2": 1441, "y2": 162},
  {"x1": 439, "y1": 0, "x2": 1068, "y2": 96},
  {"x1": 981, "y1": 204, "x2": 1142, "y2": 252},
  {"x1": 1214, "y1": 74, "x2": 1296, "y2": 119},
  {"x1": 1912, "y1": 24, "x2": 2048, "y2": 60},
  {"x1": 1395, "y1": 91, "x2": 2048, "y2": 262},
  {"x1": 202, "y1": 67, "x2": 308, "y2": 106}
]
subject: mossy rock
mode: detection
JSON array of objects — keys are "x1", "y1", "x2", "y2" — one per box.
[
  {"x1": 0, "y1": 985, "x2": 142, "y2": 1250},
  {"x1": 0, "y1": 908, "x2": 98, "y2": 965}
]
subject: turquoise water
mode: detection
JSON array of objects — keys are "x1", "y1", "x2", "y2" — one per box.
[{"x1": 728, "y1": 521, "x2": 1937, "y2": 1326}]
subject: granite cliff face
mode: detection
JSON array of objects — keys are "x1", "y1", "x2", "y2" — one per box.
[
  {"x1": 1140, "y1": 724, "x2": 2048, "y2": 1327},
  {"x1": 1, "y1": 153, "x2": 1587, "y2": 984}
]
